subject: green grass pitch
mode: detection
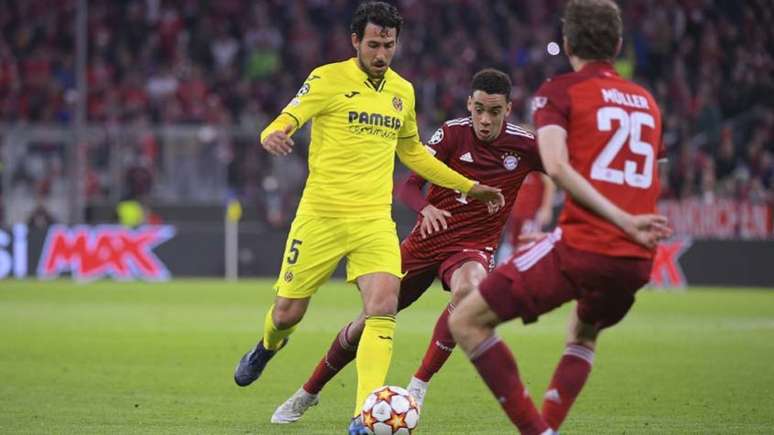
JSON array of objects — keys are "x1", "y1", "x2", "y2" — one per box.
[{"x1": 1, "y1": 279, "x2": 773, "y2": 434}]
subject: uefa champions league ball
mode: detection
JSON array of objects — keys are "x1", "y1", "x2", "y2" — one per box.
[{"x1": 360, "y1": 385, "x2": 421, "y2": 435}]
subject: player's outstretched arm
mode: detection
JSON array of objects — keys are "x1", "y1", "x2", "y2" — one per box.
[
  {"x1": 537, "y1": 125, "x2": 670, "y2": 248},
  {"x1": 396, "y1": 138, "x2": 474, "y2": 192},
  {"x1": 396, "y1": 140, "x2": 504, "y2": 207}
]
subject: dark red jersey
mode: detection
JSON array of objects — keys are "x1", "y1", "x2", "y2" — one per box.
[
  {"x1": 398, "y1": 117, "x2": 543, "y2": 260},
  {"x1": 532, "y1": 61, "x2": 663, "y2": 259}
]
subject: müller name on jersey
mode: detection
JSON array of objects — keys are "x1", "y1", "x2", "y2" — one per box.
[{"x1": 601, "y1": 88, "x2": 650, "y2": 110}]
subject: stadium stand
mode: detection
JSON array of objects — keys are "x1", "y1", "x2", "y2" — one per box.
[{"x1": 0, "y1": 0, "x2": 771, "y2": 227}]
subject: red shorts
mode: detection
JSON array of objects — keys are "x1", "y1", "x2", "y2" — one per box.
[
  {"x1": 479, "y1": 228, "x2": 652, "y2": 329},
  {"x1": 398, "y1": 243, "x2": 493, "y2": 311}
]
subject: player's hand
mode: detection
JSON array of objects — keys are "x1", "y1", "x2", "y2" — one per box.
[
  {"x1": 261, "y1": 125, "x2": 295, "y2": 156},
  {"x1": 622, "y1": 213, "x2": 672, "y2": 249},
  {"x1": 468, "y1": 183, "x2": 505, "y2": 211},
  {"x1": 486, "y1": 201, "x2": 502, "y2": 215},
  {"x1": 419, "y1": 205, "x2": 452, "y2": 238}
]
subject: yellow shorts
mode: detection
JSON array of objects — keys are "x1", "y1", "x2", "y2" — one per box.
[{"x1": 274, "y1": 215, "x2": 402, "y2": 299}]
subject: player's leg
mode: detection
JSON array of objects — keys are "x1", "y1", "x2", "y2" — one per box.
[
  {"x1": 274, "y1": 261, "x2": 437, "y2": 424},
  {"x1": 345, "y1": 217, "x2": 403, "y2": 430},
  {"x1": 449, "y1": 280, "x2": 549, "y2": 435},
  {"x1": 541, "y1": 243, "x2": 651, "y2": 431},
  {"x1": 409, "y1": 255, "x2": 488, "y2": 406},
  {"x1": 234, "y1": 216, "x2": 345, "y2": 387},
  {"x1": 271, "y1": 313, "x2": 364, "y2": 423},
  {"x1": 354, "y1": 272, "x2": 400, "y2": 414},
  {"x1": 234, "y1": 295, "x2": 308, "y2": 387},
  {"x1": 299, "y1": 263, "x2": 435, "y2": 397},
  {"x1": 300, "y1": 314, "x2": 364, "y2": 394},
  {"x1": 541, "y1": 304, "x2": 598, "y2": 431},
  {"x1": 450, "y1": 231, "x2": 575, "y2": 434}
]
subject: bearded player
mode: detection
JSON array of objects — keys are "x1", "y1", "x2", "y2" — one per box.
[{"x1": 231, "y1": 3, "x2": 503, "y2": 434}]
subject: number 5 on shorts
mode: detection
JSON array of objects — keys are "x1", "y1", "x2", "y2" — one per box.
[{"x1": 287, "y1": 239, "x2": 303, "y2": 264}]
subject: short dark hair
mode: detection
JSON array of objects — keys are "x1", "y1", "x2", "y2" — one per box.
[
  {"x1": 471, "y1": 69, "x2": 512, "y2": 98},
  {"x1": 562, "y1": 0, "x2": 622, "y2": 60},
  {"x1": 350, "y1": 1, "x2": 403, "y2": 40}
]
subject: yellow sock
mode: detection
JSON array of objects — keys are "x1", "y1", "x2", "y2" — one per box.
[
  {"x1": 262, "y1": 304, "x2": 296, "y2": 351},
  {"x1": 353, "y1": 315, "x2": 396, "y2": 417}
]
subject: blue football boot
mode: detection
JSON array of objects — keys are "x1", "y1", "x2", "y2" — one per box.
[
  {"x1": 233, "y1": 337, "x2": 288, "y2": 387},
  {"x1": 347, "y1": 415, "x2": 368, "y2": 435}
]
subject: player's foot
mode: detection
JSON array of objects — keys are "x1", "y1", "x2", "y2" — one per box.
[
  {"x1": 347, "y1": 416, "x2": 368, "y2": 435},
  {"x1": 406, "y1": 376, "x2": 429, "y2": 409},
  {"x1": 271, "y1": 387, "x2": 320, "y2": 424},
  {"x1": 539, "y1": 429, "x2": 559, "y2": 435},
  {"x1": 233, "y1": 338, "x2": 288, "y2": 387}
]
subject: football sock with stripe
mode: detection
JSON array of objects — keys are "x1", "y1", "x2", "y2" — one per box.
[
  {"x1": 541, "y1": 343, "x2": 594, "y2": 430},
  {"x1": 469, "y1": 335, "x2": 548, "y2": 435},
  {"x1": 303, "y1": 322, "x2": 359, "y2": 394},
  {"x1": 353, "y1": 315, "x2": 396, "y2": 417},
  {"x1": 261, "y1": 304, "x2": 296, "y2": 351},
  {"x1": 414, "y1": 303, "x2": 456, "y2": 382}
]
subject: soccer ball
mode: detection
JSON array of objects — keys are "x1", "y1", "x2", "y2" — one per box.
[{"x1": 361, "y1": 385, "x2": 420, "y2": 435}]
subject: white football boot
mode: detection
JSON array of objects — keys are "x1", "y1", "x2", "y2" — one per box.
[
  {"x1": 270, "y1": 387, "x2": 320, "y2": 424},
  {"x1": 406, "y1": 376, "x2": 429, "y2": 410}
]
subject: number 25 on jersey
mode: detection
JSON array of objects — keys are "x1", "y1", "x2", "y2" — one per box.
[{"x1": 591, "y1": 107, "x2": 655, "y2": 189}]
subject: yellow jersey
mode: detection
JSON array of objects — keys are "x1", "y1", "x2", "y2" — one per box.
[{"x1": 261, "y1": 58, "x2": 474, "y2": 218}]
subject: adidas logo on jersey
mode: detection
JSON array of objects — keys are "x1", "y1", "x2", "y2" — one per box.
[{"x1": 459, "y1": 152, "x2": 474, "y2": 163}]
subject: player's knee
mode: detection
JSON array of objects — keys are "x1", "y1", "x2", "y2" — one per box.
[
  {"x1": 272, "y1": 310, "x2": 303, "y2": 329},
  {"x1": 363, "y1": 292, "x2": 398, "y2": 316},
  {"x1": 450, "y1": 282, "x2": 476, "y2": 306},
  {"x1": 450, "y1": 263, "x2": 486, "y2": 306}
]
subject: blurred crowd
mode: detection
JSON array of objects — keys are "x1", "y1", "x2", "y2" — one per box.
[{"x1": 0, "y1": 0, "x2": 772, "y2": 226}]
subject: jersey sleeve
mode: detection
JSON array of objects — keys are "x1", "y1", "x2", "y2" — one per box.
[
  {"x1": 280, "y1": 68, "x2": 334, "y2": 129},
  {"x1": 532, "y1": 79, "x2": 571, "y2": 131}
]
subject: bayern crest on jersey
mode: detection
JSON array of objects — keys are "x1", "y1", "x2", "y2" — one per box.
[
  {"x1": 428, "y1": 128, "x2": 443, "y2": 145},
  {"x1": 503, "y1": 154, "x2": 519, "y2": 171}
]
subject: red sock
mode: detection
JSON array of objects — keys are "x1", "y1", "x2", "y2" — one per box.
[
  {"x1": 470, "y1": 336, "x2": 548, "y2": 435},
  {"x1": 541, "y1": 344, "x2": 594, "y2": 430},
  {"x1": 303, "y1": 323, "x2": 358, "y2": 394},
  {"x1": 414, "y1": 304, "x2": 456, "y2": 382}
]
